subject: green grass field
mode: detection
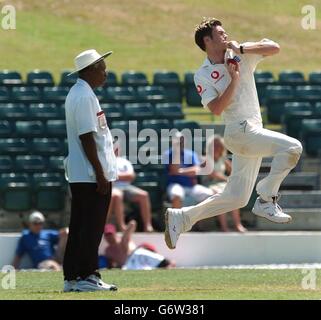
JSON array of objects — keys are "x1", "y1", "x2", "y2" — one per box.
[
  {"x1": 0, "y1": 0, "x2": 320, "y2": 81},
  {"x1": 1, "y1": 269, "x2": 321, "y2": 300}
]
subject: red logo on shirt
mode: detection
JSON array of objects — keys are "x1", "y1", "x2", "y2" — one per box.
[
  {"x1": 197, "y1": 85, "x2": 203, "y2": 94},
  {"x1": 211, "y1": 71, "x2": 219, "y2": 79}
]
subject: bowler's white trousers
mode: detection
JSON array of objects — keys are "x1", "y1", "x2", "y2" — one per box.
[{"x1": 181, "y1": 120, "x2": 303, "y2": 229}]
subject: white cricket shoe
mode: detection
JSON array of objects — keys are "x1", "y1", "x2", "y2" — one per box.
[
  {"x1": 75, "y1": 274, "x2": 118, "y2": 292},
  {"x1": 164, "y1": 208, "x2": 185, "y2": 249},
  {"x1": 252, "y1": 196, "x2": 292, "y2": 223},
  {"x1": 63, "y1": 280, "x2": 77, "y2": 292}
]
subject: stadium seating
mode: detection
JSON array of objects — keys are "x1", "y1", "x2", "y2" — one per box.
[
  {"x1": 267, "y1": 101, "x2": 313, "y2": 124},
  {"x1": 107, "y1": 86, "x2": 137, "y2": 103},
  {"x1": 42, "y1": 86, "x2": 69, "y2": 104},
  {"x1": 11, "y1": 86, "x2": 42, "y2": 103},
  {"x1": 31, "y1": 138, "x2": 63, "y2": 156},
  {"x1": 154, "y1": 103, "x2": 184, "y2": 120},
  {"x1": 0, "y1": 70, "x2": 23, "y2": 87},
  {"x1": 0, "y1": 138, "x2": 29, "y2": 155},
  {"x1": 0, "y1": 120, "x2": 13, "y2": 137},
  {"x1": 294, "y1": 85, "x2": 321, "y2": 103},
  {"x1": 0, "y1": 87, "x2": 10, "y2": 102},
  {"x1": 121, "y1": 71, "x2": 148, "y2": 87},
  {"x1": 59, "y1": 70, "x2": 77, "y2": 87},
  {"x1": 124, "y1": 103, "x2": 155, "y2": 120},
  {"x1": 105, "y1": 71, "x2": 118, "y2": 87},
  {"x1": 278, "y1": 70, "x2": 306, "y2": 86},
  {"x1": 309, "y1": 71, "x2": 321, "y2": 85},
  {"x1": 153, "y1": 71, "x2": 182, "y2": 102},
  {"x1": 0, "y1": 156, "x2": 14, "y2": 172},
  {"x1": 29, "y1": 103, "x2": 62, "y2": 120},
  {"x1": 137, "y1": 86, "x2": 166, "y2": 104},
  {"x1": 34, "y1": 181, "x2": 66, "y2": 211},
  {"x1": 254, "y1": 70, "x2": 275, "y2": 105},
  {"x1": 301, "y1": 119, "x2": 321, "y2": 157},
  {"x1": 48, "y1": 156, "x2": 65, "y2": 172},
  {"x1": 0, "y1": 103, "x2": 28, "y2": 120},
  {"x1": 15, "y1": 155, "x2": 47, "y2": 172},
  {"x1": 46, "y1": 120, "x2": 67, "y2": 137},
  {"x1": 282, "y1": 110, "x2": 314, "y2": 139},
  {"x1": 184, "y1": 72, "x2": 202, "y2": 106},
  {"x1": 101, "y1": 103, "x2": 124, "y2": 121},
  {"x1": 27, "y1": 70, "x2": 54, "y2": 87},
  {"x1": 15, "y1": 121, "x2": 45, "y2": 137}
]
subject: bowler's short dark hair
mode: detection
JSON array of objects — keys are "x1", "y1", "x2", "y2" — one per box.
[{"x1": 194, "y1": 17, "x2": 222, "y2": 51}]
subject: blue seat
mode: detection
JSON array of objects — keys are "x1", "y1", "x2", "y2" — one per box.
[
  {"x1": 107, "y1": 86, "x2": 137, "y2": 103},
  {"x1": 124, "y1": 103, "x2": 155, "y2": 120},
  {"x1": 46, "y1": 120, "x2": 66, "y2": 137},
  {"x1": 101, "y1": 103, "x2": 124, "y2": 121},
  {"x1": 32, "y1": 172, "x2": 65, "y2": 187},
  {"x1": 59, "y1": 70, "x2": 77, "y2": 87},
  {"x1": 0, "y1": 138, "x2": 29, "y2": 155},
  {"x1": 29, "y1": 103, "x2": 62, "y2": 120},
  {"x1": 278, "y1": 71, "x2": 306, "y2": 86},
  {"x1": 42, "y1": 86, "x2": 69, "y2": 104},
  {"x1": 294, "y1": 85, "x2": 321, "y2": 103},
  {"x1": 153, "y1": 71, "x2": 182, "y2": 103},
  {"x1": 0, "y1": 103, "x2": 28, "y2": 120},
  {"x1": 11, "y1": 86, "x2": 41, "y2": 103},
  {"x1": 309, "y1": 71, "x2": 321, "y2": 85},
  {"x1": 105, "y1": 71, "x2": 118, "y2": 87},
  {"x1": 0, "y1": 120, "x2": 13, "y2": 137},
  {"x1": 27, "y1": 70, "x2": 54, "y2": 87},
  {"x1": 1, "y1": 182, "x2": 32, "y2": 211},
  {"x1": 0, "y1": 156, "x2": 14, "y2": 172},
  {"x1": 254, "y1": 70, "x2": 275, "y2": 105},
  {"x1": 121, "y1": 71, "x2": 148, "y2": 87},
  {"x1": 0, "y1": 87, "x2": 10, "y2": 102},
  {"x1": 184, "y1": 72, "x2": 202, "y2": 107},
  {"x1": 136, "y1": 86, "x2": 166, "y2": 104},
  {"x1": 48, "y1": 156, "x2": 65, "y2": 172},
  {"x1": 34, "y1": 182, "x2": 66, "y2": 211},
  {"x1": 155, "y1": 103, "x2": 184, "y2": 120},
  {"x1": 0, "y1": 70, "x2": 23, "y2": 87},
  {"x1": 15, "y1": 155, "x2": 47, "y2": 172},
  {"x1": 301, "y1": 119, "x2": 321, "y2": 156},
  {"x1": 141, "y1": 119, "x2": 171, "y2": 133},
  {"x1": 32, "y1": 138, "x2": 62, "y2": 155},
  {"x1": 15, "y1": 121, "x2": 45, "y2": 137}
]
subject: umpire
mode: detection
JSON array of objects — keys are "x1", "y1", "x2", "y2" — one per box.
[{"x1": 63, "y1": 49, "x2": 118, "y2": 292}]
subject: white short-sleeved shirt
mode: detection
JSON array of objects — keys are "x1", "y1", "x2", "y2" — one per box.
[
  {"x1": 64, "y1": 78, "x2": 117, "y2": 183},
  {"x1": 194, "y1": 43, "x2": 264, "y2": 125},
  {"x1": 114, "y1": 156, "x2": 134, "y2": 188}
]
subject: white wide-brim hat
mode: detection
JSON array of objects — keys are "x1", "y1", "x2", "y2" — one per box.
[{"x1": 68, "y1": 49, "x2": 113, "y2": 76}]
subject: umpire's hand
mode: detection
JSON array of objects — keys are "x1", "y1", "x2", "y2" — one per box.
[{"x1": 96, "y1": 173, "x2": 109, "y2": 195}]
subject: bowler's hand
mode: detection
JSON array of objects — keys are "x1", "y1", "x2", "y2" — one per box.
[
  {"x1": 227, "y1": 40, "x2": 241, "y2": 54},
  {"x1": 96, "y1": 173, "x2": 109, "y2": 195},
  {"x1": 227, "y1": 62, "x2": 240, "y2": 82}
]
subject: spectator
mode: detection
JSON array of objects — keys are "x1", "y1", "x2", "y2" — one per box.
[
  {"x1": 12, "y1": 211, "x2": 68, "y2": 270},
  {"x1": 103, "y1": 221, "x2": 174, "y2": 270},
  {"x1": 163, "y1": 131, "x2": 213, "y2": 208},
  {"x1": 107, "y1": 146, "x2": 154, "y2": 232},
  {"x1": 202, "y1": 135, "x2": 247, "y2": 232}
]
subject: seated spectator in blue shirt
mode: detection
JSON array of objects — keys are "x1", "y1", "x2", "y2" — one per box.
[
  {"x1": 163, "y1": 131, "x2": 213, "y2": 208},
  {"x1": 12, "y1": 211, "x2": 68, "y2": 270}
]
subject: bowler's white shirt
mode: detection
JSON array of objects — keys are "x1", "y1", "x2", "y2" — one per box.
[
  {"x1": 64, "y1": 78, "x2": 117, "y2": 183},
  {"x1": 194, "y1": 43, "x2": 264, "y2": 125}
]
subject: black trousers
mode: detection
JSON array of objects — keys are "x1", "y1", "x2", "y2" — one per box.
[{"x1": 63, "y1": 182, "x2": 112, "y2": 280}]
